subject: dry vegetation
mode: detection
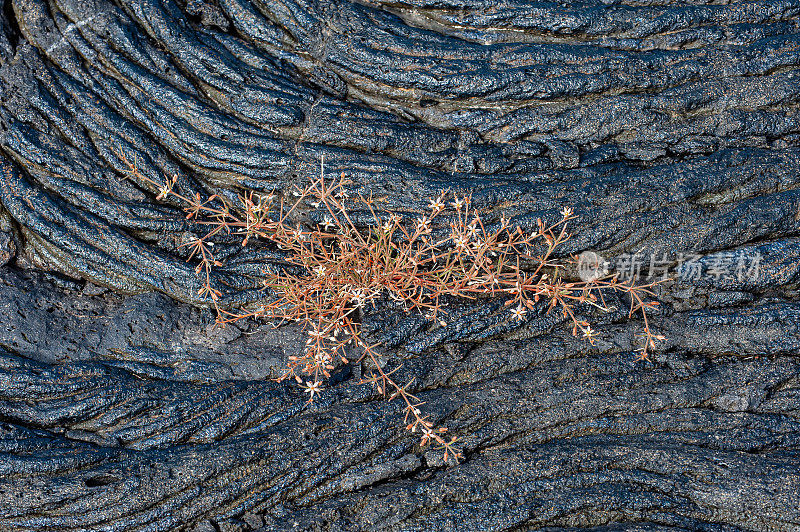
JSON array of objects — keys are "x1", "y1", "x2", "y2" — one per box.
[{"x1": 121, "y1": 154, "x2": 663, "y2": 462}]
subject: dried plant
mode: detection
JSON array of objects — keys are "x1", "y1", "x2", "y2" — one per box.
[{"x1": 118, "y1": 153, "x2": 664, "y2": 462}]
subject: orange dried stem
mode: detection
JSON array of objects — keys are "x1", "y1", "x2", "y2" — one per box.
[{"x1": 115, "y1": 154, "x2": 664, "y2": 463}]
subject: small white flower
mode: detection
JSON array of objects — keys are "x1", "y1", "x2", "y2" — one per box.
[
  {"x1": 416, "y1": 217, "x2": 431, "y2": 231},
  {"x1": 156, "y1": 182, "x2": 172, "y2": 200},
  {"x1": 452, "y1": 234, "x2": 469, "y2": 250},
  {"x1": 429, "y1": 197, "x2": 445, "y2": 212},
  {"x1": 321, "y1": 218, "x2": 335, "y2": 231},
  {"x1": 314, "y1": 351, "x2": 331, "y2": 364},
  {"x1": 303, "y1": 380, "x2": 323, "y2": 401},
  {"x1": 314, "y1": 265, "x2": 326, "y2": 277},
  {"x1": 560, "y1": 206, "x2": 574, "y2": 218},
  {"x1": 350, "y1": 289, "x2": 366, "y2": 308},
  {"x1": 510, "y1": 304, "x2": 527, "y2": 321},
  {"x1": 451, "y1": 197, "x2": 464, "y2": 210}
]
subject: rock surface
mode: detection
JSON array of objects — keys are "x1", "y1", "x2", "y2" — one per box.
[{"x1": 1, "y1": 0, "x2": 799, "y2": 530}]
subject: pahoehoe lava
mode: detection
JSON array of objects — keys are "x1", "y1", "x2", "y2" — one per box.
[{"x1": 1, "y1": 0, "x2": 800, "y2": 530}]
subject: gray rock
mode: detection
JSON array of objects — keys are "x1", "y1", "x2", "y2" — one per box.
[
  {"x1": 1, "y1": 0, "x2": 799, "y2": 530},
  {"x1": 0, "y1": 230, "x2": 13, "y2": 266}
]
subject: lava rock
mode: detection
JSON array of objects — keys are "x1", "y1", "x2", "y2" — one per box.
[
  {"x1": 0, "y1": 230, "x2": 13, "y2": 266},
  {"x1": 1, "y1": 0, "x2": 799, "y2": 530}
]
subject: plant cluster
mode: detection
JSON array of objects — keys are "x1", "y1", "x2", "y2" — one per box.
[{"x1": 120, "y1": 154, "x2": 663, "y2": 462}]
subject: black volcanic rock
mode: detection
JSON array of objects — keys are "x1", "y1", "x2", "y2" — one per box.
[{"x1": 1, "y1": 0, "x2": 799, "y2": 530}]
